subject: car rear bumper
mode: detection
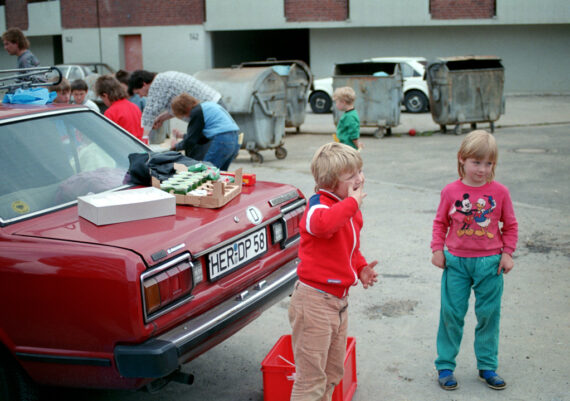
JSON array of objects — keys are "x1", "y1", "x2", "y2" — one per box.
[{"x1": 114, "y1": 258, "x2": 299, "y2": 378}]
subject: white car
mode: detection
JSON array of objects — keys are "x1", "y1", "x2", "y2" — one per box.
[
  {"x1": 308, "y1": 76, "x2": 335, "y2": 114},
  {"x1": 308, "y1": 57, "x2": 429, "y2": 114}
]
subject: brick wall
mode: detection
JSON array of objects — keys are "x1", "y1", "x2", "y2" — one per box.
[
  {"x1": 4, "y1": 0, "x2": 29, "y2": 30},
  {"x1": 60, "y1": 0, "x2": 205, "y2": 29},
  {"x1": 285, "y1": 0, "x2": 348, "y2": 22},
  {"x1": 430, "y1": 0, "x2": 495, "y2": 19}
]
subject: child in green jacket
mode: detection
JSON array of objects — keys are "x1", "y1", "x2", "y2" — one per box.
[{"x1": 333, "y1": 87, "x2": 362, "y2": 150}]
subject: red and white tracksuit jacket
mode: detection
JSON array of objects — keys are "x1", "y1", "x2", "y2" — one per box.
[{"x1": 297, "y1": 189, "x2": 368, "y2": 298}]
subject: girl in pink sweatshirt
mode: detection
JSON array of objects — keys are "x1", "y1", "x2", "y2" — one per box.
[{"x1": 431, "y1": 130, "x2": 518, "y2": 391}]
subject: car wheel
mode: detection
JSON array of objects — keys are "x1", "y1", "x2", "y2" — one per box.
[
  {"x1": 309, "y1": 91, "x2": 332, "y2": 114},
  {"x1": 404, "y1": 90, "x2": 428, "y2": 113},
  {"x1": 0, "y1": 349, "x2": 39, "y2": 401}
]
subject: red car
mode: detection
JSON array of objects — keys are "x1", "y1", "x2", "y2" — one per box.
[{"x1": 0, "y1": 71, "x2": 305, "y2": 399}]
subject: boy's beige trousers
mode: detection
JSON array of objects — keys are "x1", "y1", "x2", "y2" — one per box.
[{"x1": 288, "y1": 281, "x2": 349, "y2": 401}]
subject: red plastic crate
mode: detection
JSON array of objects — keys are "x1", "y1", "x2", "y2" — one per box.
[{"x1": 261, "y1": 335, "x2": 357, "y2": 401}]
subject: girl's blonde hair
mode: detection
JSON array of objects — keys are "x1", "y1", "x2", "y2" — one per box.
[
  {"x1": 332, "y1": 86, "x2": 356, "y2": 105},
  {"x1": 311, "y1": 142, "x2": 363, "y2": 192},
  {"x1": 457, "y1": 130, "x2": 498, "y2": 182}
]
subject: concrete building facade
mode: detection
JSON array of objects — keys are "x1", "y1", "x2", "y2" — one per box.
[{"x1": 1, "y1": 0, "x2": 569, "y2": 94}]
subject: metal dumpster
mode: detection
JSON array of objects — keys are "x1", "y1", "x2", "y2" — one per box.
[
  {"x1": 332, "y1": 62, "x2": 403, "y2": 137},
  {"x1": 426, "y1": 56, "x2": 505, "y2": 134},
  {"x1": 239, "y1": 60, "x2": 312, "y2": 132},
  {"x1": 148, "y1": 121, "x2": 170, "y2": 145},
  {"x1": 194, "y1": 67, "x2": 287, "y2": 163}
]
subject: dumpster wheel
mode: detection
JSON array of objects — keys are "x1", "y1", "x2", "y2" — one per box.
[
  {"x1": 373, "y1": 127, "x2": 392, "y2": 138},
  {"x1": 275, "y1": 147, "x2": 288, "y2": 160},
  {"x1": 249, "y1": 151, "x2": 264, "y2": 164}
]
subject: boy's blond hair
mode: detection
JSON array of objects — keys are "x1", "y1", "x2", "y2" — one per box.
[
  {"x1": 332, "y1": 86, "x2": 356, "y2": 105},
  {"x1": 457, "y1": 130, "x2": 498, "y2": 182},
  {"x1": 171, "y1": 93, "x2": 200, "y2": 119},
  {"x1": 311, "y1": 142, "x2": 363, "y2": 192}
]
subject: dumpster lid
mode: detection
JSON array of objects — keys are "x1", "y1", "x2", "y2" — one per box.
[
  {"x1": 428, "y1": 55, "x2": 503, "y2": 70},
  {"x1": 194, "y1": 67, "x2": 284, "y2": 113},
  {"x1": 437, "y1": 55, "x2": 502, "y2": 62},
  {"x1": 239, "y1": 59, "x2": 312, "y2": 87}
]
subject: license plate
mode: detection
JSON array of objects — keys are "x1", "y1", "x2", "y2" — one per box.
[{"x1": 208, "y1": 227, "x2": 267, "y2": 281}]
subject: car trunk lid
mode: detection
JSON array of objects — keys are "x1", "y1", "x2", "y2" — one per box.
[{"x1": 8, "y1": 182, "x2": 299, "y2": 265}]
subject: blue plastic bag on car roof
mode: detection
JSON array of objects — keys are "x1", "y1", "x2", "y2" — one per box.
[{"x1": 2, "y1": 87, "x2": 57, "y2": 105}]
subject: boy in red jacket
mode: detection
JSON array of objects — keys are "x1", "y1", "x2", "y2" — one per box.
[{"x1": 288, "y1": 142, "x2": 378, "y2": 400}]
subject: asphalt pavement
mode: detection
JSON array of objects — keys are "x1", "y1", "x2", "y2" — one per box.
[{"x1": 43, "y1": 95, "x2": 570, "y2": 401}]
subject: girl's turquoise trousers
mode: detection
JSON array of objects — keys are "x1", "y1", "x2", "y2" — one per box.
[{"x1": 435, "y1": 251, "x2": 503, "y2": 371}]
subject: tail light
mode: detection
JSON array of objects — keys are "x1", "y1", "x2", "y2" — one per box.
[
  {"x1": 141, "y1": 254, "x2": 203, "y2": 321},
  {"x1": 271, "y1": 198, "x2": 306, "y2": 249}
]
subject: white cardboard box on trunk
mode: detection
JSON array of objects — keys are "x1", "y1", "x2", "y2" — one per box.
[{"x1": 78, "y1": 187, "x2": 175, "y2": 225}]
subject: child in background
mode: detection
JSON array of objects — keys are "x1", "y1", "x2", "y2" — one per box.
[
  {"x1": 70, "y1": 79, "x2": 100, "y2": 112},
  {"x1": 431, "y1": 130, "x2": 518, "y2": 391},
  {"x1": 333, "y1": 87, "x2": 362, "y2": 150},
  {"x1": 170, "y1": 93, "x2": 240, "y2": 170},
  {"x1": 289, "y1": 142, "x2": 378, "y2": 400},
  {"x1": 95, "y1": 75, "x2": 143, "y2": 140},
  {"x1": 115, "y1": 69, "x2": 146, "y2": 112},
  {"x1": 51, "y1": 77, "x2": 71, "y2": 104}
]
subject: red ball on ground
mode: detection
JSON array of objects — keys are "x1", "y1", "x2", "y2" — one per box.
[{"x1": 409, "y1": 129, "x2": 416, "y2": 136}]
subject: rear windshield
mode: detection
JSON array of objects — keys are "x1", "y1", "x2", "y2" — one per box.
[{"x1": 0, "y1": 110, "x2": 148, "y2": 223}]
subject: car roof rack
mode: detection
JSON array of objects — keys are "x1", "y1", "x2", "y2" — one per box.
[{"x1": 0, "y1": 66, "x2": 62, "y2": 92}]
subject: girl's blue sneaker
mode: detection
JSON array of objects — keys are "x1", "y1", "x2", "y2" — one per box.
[
  {"x1": 479, "y1": 370, "x2": 507, "y2": 390},
  {"x1": 438, "y1": 369, "x2": 458, "y2": 390}
]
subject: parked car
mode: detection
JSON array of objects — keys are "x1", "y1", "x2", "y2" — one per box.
[
  {"x1": 0, "y1": 69, "x2": 305, "y2": 399},
  {"x1": 308, "y1": 76, "x2": 335, "y2": 114},
  {"x1": 308, "y1": 57, "x2": 429, "y2": 114}
]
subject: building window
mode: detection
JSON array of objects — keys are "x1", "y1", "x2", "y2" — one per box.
[
  {"x1": 429, "y1": 0, "x2": 496, "y2": 19},
  {"x1": 284, "y1": 0, "x2": 349, "y2": 22}
]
